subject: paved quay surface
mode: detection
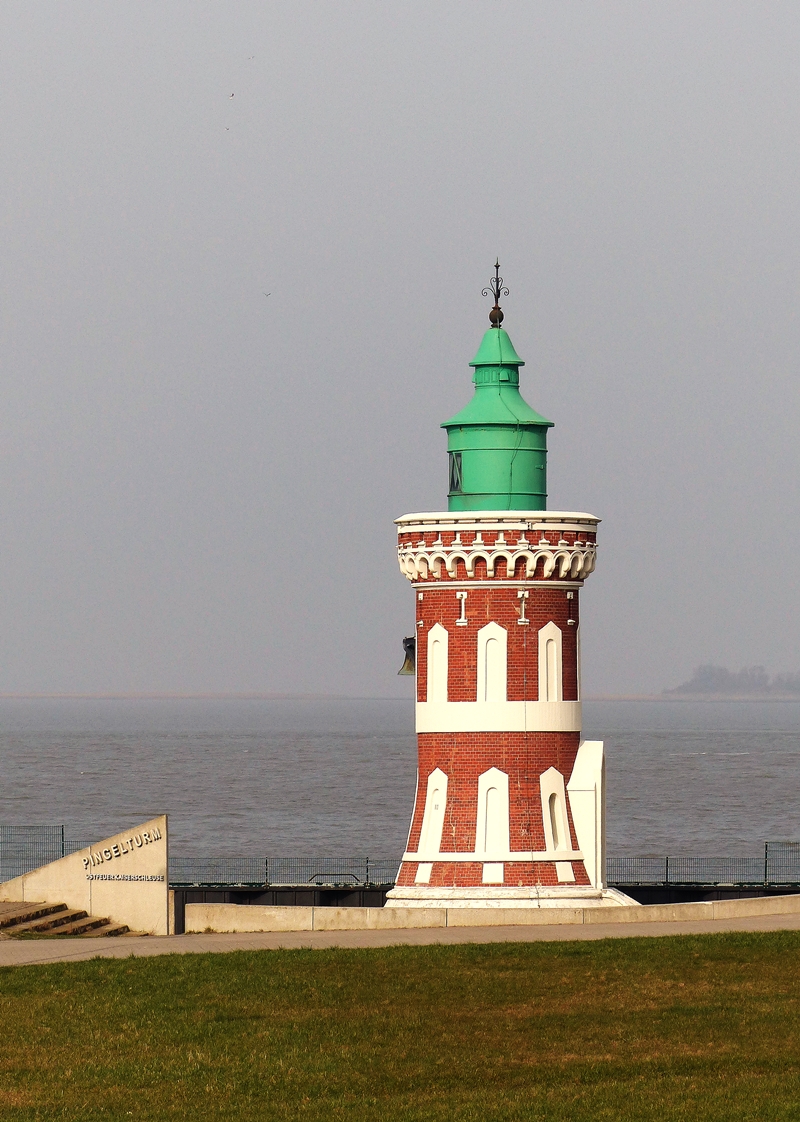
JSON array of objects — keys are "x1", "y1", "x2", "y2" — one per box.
[{"x1": 3, "y1": 911, "x2": 800, "y2": 968}]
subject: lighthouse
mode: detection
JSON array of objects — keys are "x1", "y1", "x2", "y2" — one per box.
[{"x1": 386, "y1": 264, "x2": 625, "y2": 909}]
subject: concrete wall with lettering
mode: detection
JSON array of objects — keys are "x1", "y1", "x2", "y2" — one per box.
[{"x1": 0, "y1": 815, "x2": 169, "y2": 935}]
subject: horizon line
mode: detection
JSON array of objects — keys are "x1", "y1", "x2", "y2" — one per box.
[
  {"x1": 0, "y1": 691, "x2": 797, "y2": 703},
  {"x1": 0, "y1": 691, "x2": 401, "y2": 701}
]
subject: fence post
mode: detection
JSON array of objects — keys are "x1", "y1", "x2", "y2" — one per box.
[
  {"x1": 61, "y1": 825, "x2": 65, "y2": 859},
  {"x1": 265, "y1": 857, "x2": 269, "y2": 887},
  {"x1": 665, "y1": 855, "x2": 669, "y2": 885},
  {"x1": 366, "y1": 857, "x2": 370, "y2": 885},
  {"x1": 764, "y1": 842, "x2": 769, "y2": 886}
]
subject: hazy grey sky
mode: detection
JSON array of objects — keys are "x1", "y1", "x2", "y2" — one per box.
[{"x1": 0, "y1": 2, "x2": 798, "y2": 697}]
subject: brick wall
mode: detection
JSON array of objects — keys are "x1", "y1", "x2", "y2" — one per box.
[
  {"x1": 415, "y1": 586, "x2": 579, "y2": 702},
  {"x1": 407, "y1": 731, "x2": 581, "y2": 853}
]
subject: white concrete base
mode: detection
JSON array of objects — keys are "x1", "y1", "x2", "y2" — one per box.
[
  {"x1": 384, "y1": 885, "x2": 637, "y2": 909},
  {"x1": 183, "y1": 893, "x2": 800, "y2": 934}
]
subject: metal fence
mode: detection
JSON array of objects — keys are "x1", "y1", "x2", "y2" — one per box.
[
  {"x1": 169, "y1": 856, "x2": 400, "y2": 887},
  {"x1": 0, "y1": 832, "x2": 399, "y2": 887},
  {"x1": 0, "y1": 826, "x2": 65, "y2": 881},
  {"x1": 606, "y1": 844, "x2": 800, "y2": 886},
  {"x1": 766, "y1": 842, "x2": 800, "y2": 884},
  {"x1": 169, "y1": 844, "x2": 800, "y2": 887},
  {"x1": 5, "y1": 827, "x2": 800, "y2": 888},
  {"x1": 0, "y1": 828, "x2": 90, "y2": 881}
]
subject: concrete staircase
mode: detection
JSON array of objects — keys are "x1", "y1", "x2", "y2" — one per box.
[{"x1": 0, "y1": 900, "x2": 132, "y2": 938}]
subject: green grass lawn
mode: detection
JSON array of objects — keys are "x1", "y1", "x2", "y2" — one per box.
[{"x1": 2, "y1": 932, "x2": 800, "y2": 1120}]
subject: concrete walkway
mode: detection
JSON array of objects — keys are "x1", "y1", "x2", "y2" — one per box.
[{"x1": 2, "y1": 910, "x2": 800, "y2": 968}]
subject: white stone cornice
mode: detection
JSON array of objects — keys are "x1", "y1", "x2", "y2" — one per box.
[
  {"x1": 396, "y1": 511, "x2": 599, "y2": 584},
  {"x1": 398, "y1": 539, "x2": 597, "y2": 582},
  {"x1": 395, "y1": 511, "x2": 601, "y2": 530}
]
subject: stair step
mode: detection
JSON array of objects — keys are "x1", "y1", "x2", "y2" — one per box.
[
  {"x1": 7, "y1": 909, "x2": 88, "y2": 935},
  {"x1": 78, "y1": 922, "x2": 131, "y2": 937},
  {"x1": 0, "y1": 902, "x2": 68, "y2": 929},
  {"x1": 2, "y1": 901, "x2": 142, "y2": 938},
  {"x1": 51, "y1": 915, "x2": 115, "y2": 936}
]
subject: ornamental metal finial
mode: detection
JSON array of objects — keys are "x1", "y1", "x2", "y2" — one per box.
[{"x1": 482, "y1": 259, "x2": 509, "y2": 327}]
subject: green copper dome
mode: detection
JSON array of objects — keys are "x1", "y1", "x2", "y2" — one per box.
[
  {"x1": 468, "y1": 326, "x2": 525, "y2": 368},
  {"x1": 441, "y1": 326, "x2": 553, "y2": 511}
]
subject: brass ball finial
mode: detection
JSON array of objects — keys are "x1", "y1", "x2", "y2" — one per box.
[{"x1": 482, "y1": 259, "x2": 509, "y2": 328}]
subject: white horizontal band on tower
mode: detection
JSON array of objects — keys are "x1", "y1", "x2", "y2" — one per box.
[
  {"x1": 412, "y1": 580, "x2": 585, "y2": 590},
  {"x1": 416, "y1": 700, "x2": 582, "y2": 733},
  {"x1": 402, "y1": 849, "x2": 584, "y2": 863}
]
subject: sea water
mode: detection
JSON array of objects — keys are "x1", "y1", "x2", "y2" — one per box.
[{"x1": 0, "y1": 698, "x2": 798, "y2": 857}]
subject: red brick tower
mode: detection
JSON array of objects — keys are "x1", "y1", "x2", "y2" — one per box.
[{"x1": 386, "y1": 266, "x2": 619, "y2": 908}]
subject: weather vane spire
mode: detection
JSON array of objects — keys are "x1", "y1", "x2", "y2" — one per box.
[{"x1": 482, "y1": 259, "x2": 509, "y2": 327}]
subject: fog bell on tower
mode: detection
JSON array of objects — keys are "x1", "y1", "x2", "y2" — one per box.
[{"x1": 397, "y1": 636, "x2": 416, "y2": 676}]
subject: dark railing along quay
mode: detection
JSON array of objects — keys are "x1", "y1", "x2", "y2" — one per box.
[
  {"x1": 607, "y1": 844, "x2": 800, "y2": 887},
  {"x1": 3, "y1": 828, "x2": 800, "y2": 890},
  {"x1": 0, "y1": 825, "x2": 90, "y2": 882},
  {"x1": 172, "y1": 847, "x2": 800, "y2": 889},
  {"x1": 168, "y1": 856, "x2": 400, "y2": 888},
  {"x1": 0, "y1": 830, "x2": 400, "y2": 887}
]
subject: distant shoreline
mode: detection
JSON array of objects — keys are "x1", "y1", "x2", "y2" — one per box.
[{"x1": 588, "y1": 694, "x2": 800, "y2": 702}]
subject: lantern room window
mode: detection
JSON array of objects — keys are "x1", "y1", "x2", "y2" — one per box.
[{"x1": 449, "y1": 451, "x2": 463, "y2": 493}]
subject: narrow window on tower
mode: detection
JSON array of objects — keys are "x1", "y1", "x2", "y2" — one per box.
[
  {"x1": 477, "y1": 622, "x2": 508, "y2": 702},
  {"x1": 548, "y1": 792, "x2": 560, "y2": 849},
  {"x1": 418, "y1": 768, "x2": 448, "y2": 856},
  {"x1": 449, "y1": 451, "x2": 463, "y2": 494},
  {"x1": 426, "y1": 624, "x2": 449, "y2": 703},
  {"x1": 415, "y1": 767, "x2": 448, "y2": 883},
  {"x1": 476, "y1": 768, "x2": 510, "y2": 855},
  {"x1": 540, "y1": 767, "x2": 571, "y2": 853},
  {"x1": 537, "y1": 622, "x2": 563, "y2": 702}
]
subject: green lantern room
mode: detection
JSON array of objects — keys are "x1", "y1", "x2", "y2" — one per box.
[{"x1": 442, "y1": 263, "x2": 553, "y2": 512}]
